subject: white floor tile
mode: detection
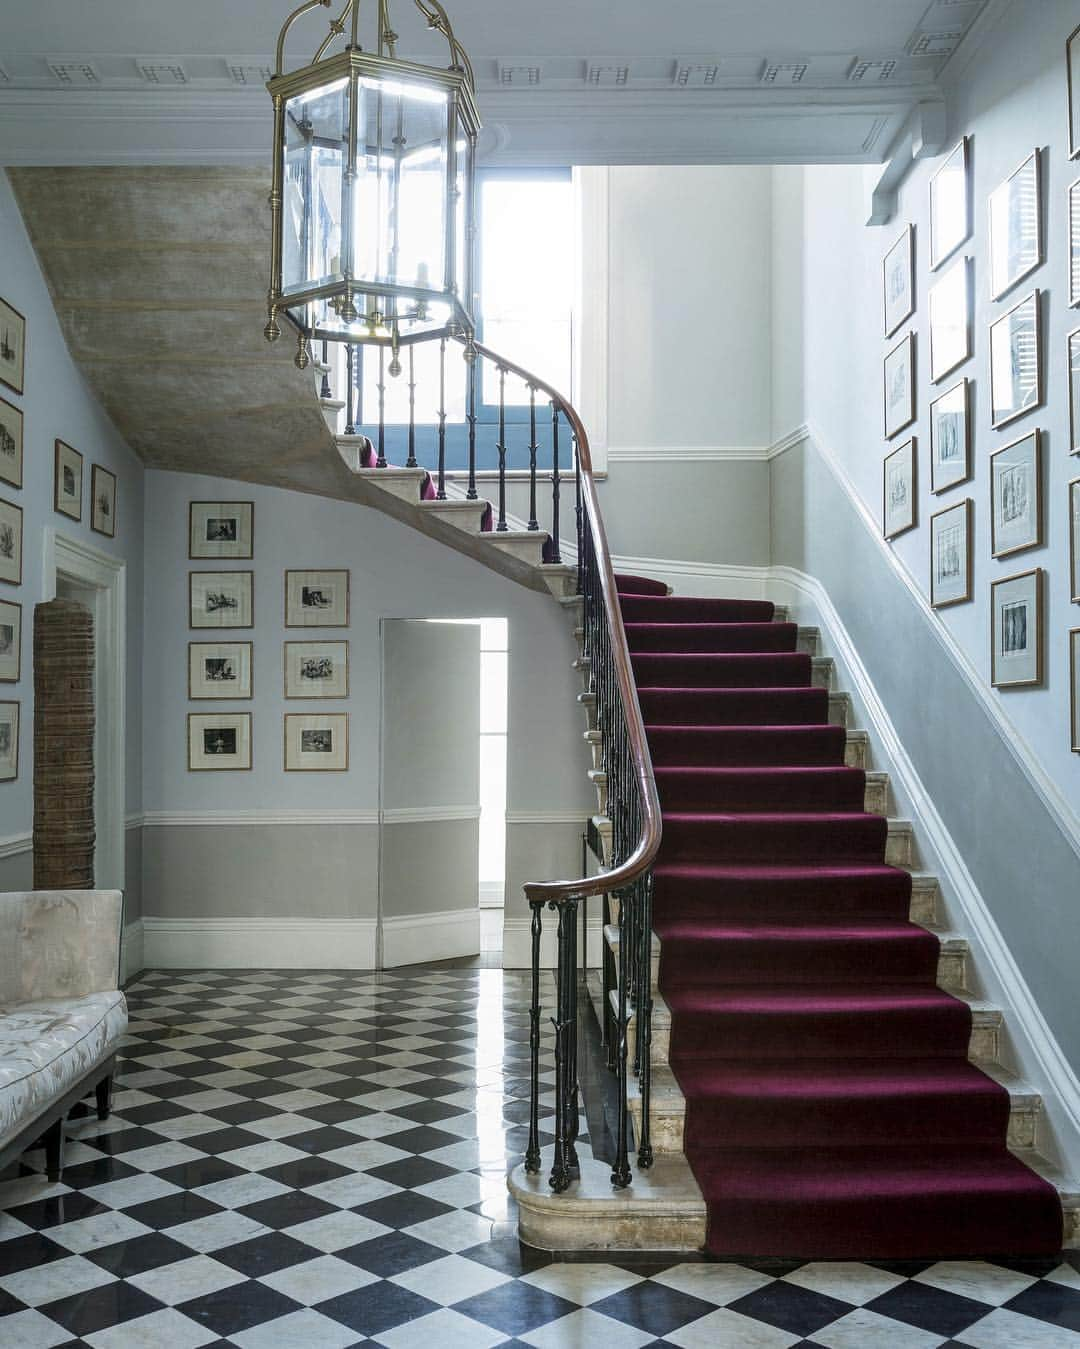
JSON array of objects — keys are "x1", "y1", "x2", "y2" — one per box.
[
  {"x1": 813, "y1": 1308, "x2": 947, "y2": 1349},
  {"x1": 128, "y1": 1254, "x2": 247, "y2": 1304},
  {"x1": 521, "y1": 1307, "x2": 657, "y2": 1349},
  {"x1": 651, "y1": 1262, "x2": 775, "y2": 1305},
  {"x1": 0, "y1": 1252, "x2": 116, "y2": 1306},
  {"x1": 521, "y1": 1262, "x2": 644, "y2": 1306},
  {"x1": 0, "y1": 1308, "x2": 82, "y2": 1348},
  {"x1": 282, "y1": 1209, "x2": 393, "y2": 1252},
  {"x1": 376, "y1": 1306, "x2": 508, "y2": 1349},
  {"x1": 230, "y1": 1309, "x2": 359, "y2": 1349},
  {"x1": 391, "y1": 1253, "x2": 511, "y2": 1304},
  {"x1": 260, "y1": 1253, "x2": 378, "y2": 1304},
  {"x1": 913, "y1": 1260, "x2": 1039, "y2": 1306},
  {"x1": 781, "y1": 1261, "x2": 906, "y2": 1304},
  {"x1": 663, "y1": 1307, "x2": 802, "y2": 1349},
  {"x1": 402, "y1": 1208, "x2": 494, "y2": 1252},
  {"x1": 954, "y1": 1307, "x2": 1080, "y2": 1347}
]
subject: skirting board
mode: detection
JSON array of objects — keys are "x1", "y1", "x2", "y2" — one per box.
[
  {"x1": 120, "y1": 919, "x2": 144, "y2": 984},
  {"x1": 503, "y1": 915, "x2": 604, "y2": 971},
  {"x1": 142, "y1": 917, "x2": 378, "y2": 970},
  {"x1": 381, "y1": 908, "x2": 480, "y2": 968}
]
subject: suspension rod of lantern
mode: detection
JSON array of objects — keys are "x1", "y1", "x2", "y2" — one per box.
[{"x1": 277, "y1": 0, "x2": 473, "y2": 84}]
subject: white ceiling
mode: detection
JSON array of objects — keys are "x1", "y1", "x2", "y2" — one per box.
[{"x1": 0, "y1": 0, "x2": 1002, "y2": 167}]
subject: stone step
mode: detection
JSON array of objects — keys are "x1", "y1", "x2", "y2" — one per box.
[
  {"x1": 586, "y1": 767, "x2": 888, "y2": 818},
  {"x1": 485, "y1": 529, "x2": 550, "y2": 566},
  {"x1": 416, "y1": 498, "x2": 491, "y2": 532},
  {"x1": 574, "y1": 624, "x2": 820, "y2": 657},
  {"x1": 584, "y1": 725, "x2": 870, "y2": 772},
  {"x1": 341, "y1": 459, "x2": 431, "y2": 502},
  {"x1": 539, "y1": 564, "x2": 578, "y2": 599}
]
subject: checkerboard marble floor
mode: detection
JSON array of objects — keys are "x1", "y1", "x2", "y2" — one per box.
[{"x1": 2, "y1": 966, "x2": 1079, "y2": 1348}]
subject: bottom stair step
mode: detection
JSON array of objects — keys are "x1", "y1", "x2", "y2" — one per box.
[{"x1": 692, "y1": 1143, "x2": 1064, "y2": 1258}]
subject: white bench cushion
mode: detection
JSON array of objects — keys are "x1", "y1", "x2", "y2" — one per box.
[{"x1": 0, "y1": 991, "x2": 127, "y2": 1148}]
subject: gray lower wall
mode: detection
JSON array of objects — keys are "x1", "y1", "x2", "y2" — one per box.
[
  {"x1": 0, "y1": 850, "x2": 32, "y2": 892},
  {"x1": 772, "y1": 439, "x2": 1080, "y2": 1072},
  {"x1": 380, "y1": 818, "x2": 479, "y2": 919},
  {"x1": 124, "y1": 826, "x2": 142, "y2": 923}
]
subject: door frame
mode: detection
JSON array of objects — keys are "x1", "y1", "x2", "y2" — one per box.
[{"x1": 42, "y1": 529, "x2": 127, "y2": 892}]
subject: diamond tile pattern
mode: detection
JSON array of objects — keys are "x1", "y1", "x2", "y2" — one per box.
[{"x1": 0, "y1": 967, "x2": 1076, "y2": 1347}]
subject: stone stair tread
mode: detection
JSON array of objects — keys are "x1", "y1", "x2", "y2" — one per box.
[{"x1": 416, "y1": 497, "x2": 490, "y2": 511}]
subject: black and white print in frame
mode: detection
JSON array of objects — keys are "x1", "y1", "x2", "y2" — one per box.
[
  {"x1": 990, "y1": 290, "x2": 1042, "y2": 430},
  {"x1": 930, "y1": 498, "x2": 972, "y2": 610},
  {"x1": 883, "y1": 223, "x2": 915, "y2": 338},
  {"x1": 883, "y1": 437, "x2": 917, "y2": 540},
  {"x1": 1070, "y1": 327, "x2": 1080, "y2": 454},
  {"x1": 0, "y1": 496, "x2": 22, "y2": 587},
  {"x1": 285, "y1": 568, "x2": 350, "y2": 628},
  {"x1": 928, "y1": 255, "x2": 972, "y2": 384},
  {"x1": 0, "y1": 598, "x2": 20, "y2": 683},
  {"x1": 1069, "y1": 21, "x2": 1080, "y2": 159},
  {"x1": 1070, "y1": 476, "x2": 1080, "y2": 603},
  {"x1": 930, "y1": 378, "x2": 971, "y2": 494},
  {"x1": 188, "y1": 640, "x2": 253, "y2": 700},
  {"x1": 188, "y1": 710, "x2": 252, "y2": 770},
  {"x1": 189, "y1": 500, "x2": 254, "y2": 560},
  {"x1": 53, "y1": 439, "x2": 82, "y2": 522},
  {"x1": 0, "y1": 700, "x2": 18, "y2": 782},
  {"x1": 91, "y1": 463, "x2": 117, "y2": 539},
  {"x1": 1067, "y1": 177, "x2": 1080, "y2": 307},
  {"x1": 0, "y1": 395, "x2": 23, "y2": 490},
  {"x1": 988, "y1": 149, "x2": 1042, "y2": 302},
  {"x1": 285, "y1": 711, "x2": 349, "y2": 770},
  {"x1": 884, "y1": 332, "x2": 916, "y2": 440},
  {"x1": 991, "y1": 568, "x2": 1043, "y2": 689},
  {"x1": 284, "y1": 639, "x2": 349, "y2": 698},
  {"x1": 991, "y1": 430, "x2": 1042, "y2": 559},
  {"x1": 929, "y1": 137, "x2": 971, "y2": 270},
  {"x1": 189, "y1": 570, "x2": 254, "y2": 629},
  {"x1": 1071, "y1": 628, "x2": 1080, "y2": 753},
  {"x1": 0, "y1": 295, "x2": 25, "y2": 397}
]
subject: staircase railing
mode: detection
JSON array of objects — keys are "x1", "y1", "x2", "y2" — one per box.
[{"x1": 326, "y1": 334, "x2": 663, "y2": 1190}]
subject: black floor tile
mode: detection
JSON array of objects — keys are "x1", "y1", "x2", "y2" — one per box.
[
  {"x1": 353, "y1": 1190, "x2": 453, "y2": 1229},
  {"x1": 317, "y1": 1280, "x2": 441, "y2": 1336},
  {"x1": 178, "y1": 1280, "x2": 303, "y2": 1336},
  {"x1": 866, "y1": 1282, "x2": 990, "y2": 1336},
  {"x1": 213, "y1": 1231, "x2": 319, "y2": 1277},
  {"x1": 85, "y1": 1231, "x2": 195, "y2": 1277},
  {"x1": 1004, "y1": 1280, "x2": 1080, "y2": 1332},
  {"x1": 238, "y1": 1190, "x2": 338, "y2": 1230},
  {"x1": 40, "y1": 1281, "x2": 164, "y2": 1337},
  {"x1": 454, "y1": 1281, "x2": 579, "y2": 1336},
  {"x1": 727, "y1": 1282, "x2": 856, "y2": 1337},
  {"x1": 337, "y1": 1232, "x2": 447, "y2": 1277}
]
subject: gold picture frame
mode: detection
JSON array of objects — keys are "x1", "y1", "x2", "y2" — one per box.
[
  {"x1": 90, "y1": 465, "x2": 117, "y2": 539},
  {"x1": 930, "y1": 498, "x2": 973, "y2": 610},
  {"x1": 991, "y1": 568, "x2": 1043, "y2": 689},
  {"x1": 0, "y1": 700, "x2": 19, "y2": 782},
  {"x1": 188, "y1": 712, "x2": 253, "y2": 771},
  {"x1": 284, "y1": 712, "x2": 349, "y2": 771},
  {"x1": 0, "y1": 598, "x2": 21, "y2": 683},
  {"x1": 54, "y1": 440, "x2": 83, "y2": 522},
  {"x1": 0, "y1": 396, "x2": 23, "y2": 490},
  {"x1": 284, "y1": 640, "x2": 349, "y2": 698},
  {"x1": 0, "y1": 296, "x2": 25, "y2": 397},
  {"x1": 188, "y1": 641, "x2": 254, "y2": 700}
]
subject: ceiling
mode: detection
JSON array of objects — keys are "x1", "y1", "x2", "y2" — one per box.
[{"x1": 0, "y1": 0, "x2": 1004, "y2": 167}]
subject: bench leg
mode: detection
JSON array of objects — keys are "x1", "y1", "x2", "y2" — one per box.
[
  {"x1": 44, "y1": 1118, "x2": 65, "y2": 1183},
  {"x1": 95, "y1": 1074, "x2": 113, "y2": 1122}
]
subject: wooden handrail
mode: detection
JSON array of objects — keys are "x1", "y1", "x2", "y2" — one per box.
[{"x1": 459, "y1": 337, "x2": 662, "y2": 905}]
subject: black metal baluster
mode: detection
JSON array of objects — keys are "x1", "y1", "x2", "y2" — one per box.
[
  {"x1": 527, "y1": 384, "x2": 539, "y2": 530},
  {"x1": 574, "y1": 434, "x2": 583, "y2": 592},
  {"x1": 566, "y1": 896, "x2": 580, "y2": 1180},
  {"x1": 496, "y1": 367, "x2": 508, "y2": 531},
  {"x1": 465, "y1": 344, "x2": 478, "y2": 500},
  {"x1": 406, "y1": 344, "x2": 417, "y2": 468},
  {"x1": 549, "y1": 403, "x2": 562, "y2": 564},
  {"x1": 344, "y1": 343, "x2": 355, "y2": 436},
  {"x1": 550, "y1": 898, "x2": 577, "y2": 1193},
  {"x1": 525, "y1": 901, "x2": 543, "y2": 1174},
  {"x1": 320, "y1": 339, "x2": 331, "y2": 400},
  {"x1": 611, "y1": 881, "x2": 632, "y2": 1188},
  {"x1": 637, "y1": 871, "x2": 654, "y2": 1168},
  {"x1": 376, "y1": 345, "x2": 387, "y2": 467},
  {"x1": 436, "y1": 336, "x2": 447, "y2": 499}
]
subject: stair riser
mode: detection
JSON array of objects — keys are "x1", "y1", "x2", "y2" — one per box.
[
  {"x1": 593, "y1": 727, "x2": 867, "y2": 770},
  {"x1": 630, "y1": 655, "x2": 830, "y2": 690},
  {"x1": 488, "y1": 537, "x2": 548, "y2": 564},
  {"x1": 651, "y1": 772, "x2": 884, "y2": 815},
  {"x1": 659, "y1": 818, "x2": 898, "y2": 867},
  {"x1": 624, "y1": 624, "x2": 801, "y2": 655},
  {"x1": 419, "y1": 505, "x2": 489, "y2": 533}
]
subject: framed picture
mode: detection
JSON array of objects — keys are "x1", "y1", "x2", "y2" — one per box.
[
  {"x1": 284, "y1": 712, "x2": 349, "y2": 771},
  {"x1": 189, "y1": 501, "x2": 254, "y2": 560},
  {"x1": 991, "y1": 568, "x2": 1043, "y2": 689},
  {"x1": 285, "y1": 640, "x2": 349, "y2": 698},
  {"x1": 90, "y1": 465, "x2": 117, "y2": 539},
  {"x1": 883, "y1": 439, "x2": 917, "y2": 540},
  {"x1": 988, "y1": 150, "x2": 1042, "y2": 301},
  {"x1": 989, "y1": 290, "x2": 1041, "y2": 429},
  {"x1": 54, "y1": 440, "x2": 83, "y2": 521},
  {"x1": 0, "y1": 599, "x2": 21, "y2": 682},
  {"x1": 930, "y1": 379, "x2": 971, "y2": 494},
  {"x1": 1070, "y1": 22, "x2": 1080, "y2": 159},
  {"x1": 285, "y1": 569, "x2": 349, "y2": 628},
  {"x1": 930, "y1": 138, "x2": 970, "y2": 270},
  {"x1": 883, "y1": 224, "x2": 915, "y2": 338},
  {"x1": 929, "y1": 256, "x2": 971, "y2": 383},
  {"x1": 189, "y1": 641, "x2": 253, "y2": 700},
  {"x1": 1069, "y1": 179, "x2": 1080, "y2": 307},
  {"x1": 1071, "y1": 328, "x2": 1080, "y2": 454},
  {"x1": 0, "y1": 498, "x2": 22, "y2": 586},
  {"x1": 884, "y1": 333, "x2": 916, "y2": 439},
  {"x1": 0, "y1": 296, "x2": 25, "y2": 397},
  {"x1": 189, "y1": 571, "x2": 254, "y2": 629},
  {"x1": 1071, "y1": 630, "x2": 1080, "y2": 753},
  {"x1": 991, "y1": 430, "x2": 1042, "y2": 558},
  {"x1": 930, "y1": 499, "x2": 972, "y2": 609},
  {"x1": 1070, "y1": 477, "x2": 1080, "y2": 603},
  {"x1": 0, "y1": 397, "x2": 23, "y2": 490},
  {"x1": 0, "y1": 701, "x2": 18, "y2": 781},
  {"x1": 188, "y1": 712, "x2": 252, "y2": 771}
]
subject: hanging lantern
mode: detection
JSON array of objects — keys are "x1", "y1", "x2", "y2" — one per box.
[{"x1": 264, "y1": 0, "x2": 480, "y2": 366}]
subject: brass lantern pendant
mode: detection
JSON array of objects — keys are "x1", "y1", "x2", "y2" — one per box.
[{"x1": 265, "y1": 0, "x2": 480, "y2": 368}]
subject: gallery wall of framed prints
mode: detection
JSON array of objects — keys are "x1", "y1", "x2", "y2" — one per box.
[{"x1": 879, "y1": 19, "x2": 1080, "y2": 754}]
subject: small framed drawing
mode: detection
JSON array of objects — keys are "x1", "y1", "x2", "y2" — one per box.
[
  {"x1": 883, "y1": 224, "x2": 915, "y2": 338},
  {"x1": 883, "y1": 439, "x2": 917, "y2": 540},
  {"x1": 989, "y1": 290, "x2": 1041, "y2": 429},
  {"x1": 1069, "y1": 179, "x2": 1080, "y2": 307},
  {"x1": 930, "y1": 379, "x2": 970, "y2": 493},
  {"x1": 1071, "y1": 630, "x2": 1080, "y2": 753},
  {"x1": 884, "y1": 333, "x2": 916, "y2": 439},
  {"x1": 930, "y1": 499, "x2": 972, "y2": 609},
  {"x1": 190, "y1": 501, "x2": 254, "y2": 560},
  {"x1": 930, "y1": 138, "x2": 971, "y2": 270},
  {"x1": 988, "y1": 150, "x2": 1042, "y2": 301},
  {"x1": 1070, "y1": 477, "x2": 1080, "y2": 603},
  {"x1": 284, "y1": 712, "x2": 348, "y2": 771},
  {"x1": 189, "y1": 570, "x2": 254, "y2": 629},
  {"x1": 0, "y1": 296, "x2": 25, "y2": 396},
  {"x1": 0, "y1": 498, "x2": 22, "y2": 586},
  {"x1": 0, "y1": 701, "x2": 18, "y2": 781},
  {"x1": 0, "y1": 599, "x2": 21, "y2": 682},
  {"x1": 991, "y1": 430, "x2": 1041, "y2": 558},
  {"x1": 54, "y1": 440, "x2": 83, "y2": 521},
  {"x1": 0, "y1": 397, "x2": 22, "y2": 490},
  {"x1": 285, "y1": 569, "x2": 349, "y2": 628},
  {"x1": 189, "y1": 641, "x2": 253, "y2": 700},
  {"x1": 1071, "y1": 328, "x2": 1080, "y2": 454},
  {"x1": 90, "y1": 465, "x2": 117, "y2": 538},
  {"x1": 929, "y1": 256, "x2": 971, "y2": 383},
  {"x1": 1069, "y1": 22, "x2": 1080, "y2": 159},
  {"x1": 285, "y1": 640, "x2": 349, "y2": 698},
  {"x1": 188, "y1": 712, "x2": 252, "y2": 771},
  {"x1": 991, "y1": 568, "x2": 1043, "y2": 689}
]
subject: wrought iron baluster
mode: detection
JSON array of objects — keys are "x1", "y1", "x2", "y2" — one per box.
[
  {"x1": 549, "y1": 403, "x2": 562, "y2": 564},
  {"x1": 496, "y1": 367, "x2": 508, "y2": 531},
  {"x1": 574, "y1": 434, "x2": 583, "y2": 591},
  {"x1": 406, "y1": 344, "x2": 417, "y2": 468},
  {"x1": 376, "y1": 345, "x2": 387, "y2": 466},
  {"x1": 524, "y1": 902, "x2": 543, "y2": 1174},
  {"x1": 344, "y1": 343, "x2": 356, "y2": 436},
  {"x1": 465, "y1": 344, "x2": 478, "y2": 500},
  {"x1": 527, "y1": 384, "x2": 539, "y2": 531},
  {"x1": 436, "y1": 336, "x2": 447, "y2": 499},
  {"x1": 637, "y1": 871, "x2": 654, "y2": 1168},
  {"x1": 611, "y1": 880, "x2": 632, "y2": 1188},
  {"x1": 320, "y1": 339, "x2": 331, "y2": 399}
]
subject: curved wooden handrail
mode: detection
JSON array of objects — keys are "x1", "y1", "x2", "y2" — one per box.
[{"x1": 460, "y1": 336, "x2": 662, "y2": 906}]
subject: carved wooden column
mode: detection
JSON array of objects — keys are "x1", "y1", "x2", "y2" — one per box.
[{"x1": 34, "y1": 599, "x2": 95, "y2": 889}]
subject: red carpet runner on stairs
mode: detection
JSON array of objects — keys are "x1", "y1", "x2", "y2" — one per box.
[{"x1": 614, "y1": 572, "x2": 1063, "y2": 1259}]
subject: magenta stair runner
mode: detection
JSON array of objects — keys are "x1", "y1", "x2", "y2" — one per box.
[{"x1": 615, "y1": 574, "x2": 1062, "y2": 1258}]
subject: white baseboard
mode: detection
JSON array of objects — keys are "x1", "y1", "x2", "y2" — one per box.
[
  {"x1": 142, "y1": 917, "x2": 378, "y2": 970},
  {"x1": 609, "y1": 553, "x2": 770, "y2": 601},
  {"x1": 479, "y1": 880, "x2": 505, "y2": 907},
  {"x1": 120, "y1": 919, "x2": 144, "y2": 983},
  {"x1": 503, "y1": 914, "x2": 604, "y2": 970},
  {"x1": 0, "y1": 831, "x2": 32, "y2": 861},
  {"x1": 381, "y1": 907, "x2": 480, "y2": 968}
]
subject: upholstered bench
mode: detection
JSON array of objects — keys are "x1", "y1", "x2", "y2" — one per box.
[{"x1": 0, "y1": 890, "x2": 128, "y2": 1182}]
